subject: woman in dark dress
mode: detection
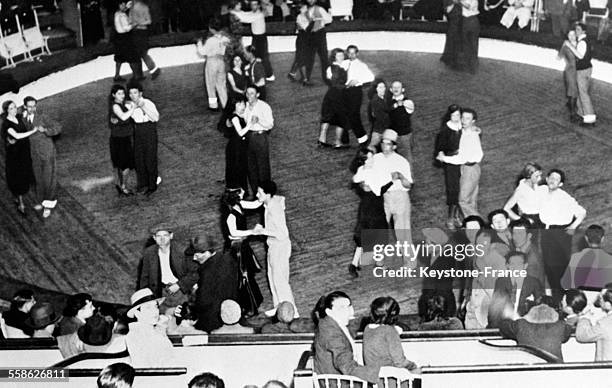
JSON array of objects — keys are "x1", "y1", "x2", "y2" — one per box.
[
  {"x1": 317, "y1": 48, "x2": 352, "y2": 148},
  {"x1": 224, "y1": 97, "x2": 249, "y2": 192},
  {"x1": 434, "y1": 104, "x2": 463, "y2": 229},
  {"x1": 287, "y1": 2, "x2": 311, "y2": 84},
  {"x1": 112, "y1": 0, "x2": 140, "y2": 81},
  {"x1": 1, "y1": 100, "x2": 37, "y2": 214},
  {"x1": 227, "y1": 54, "x2": 248, "y2": 104},
  {"x1": 79, "y1": 0, "x2": 105, "y2": 45},
  {"x1": 367, "y1": 79, "x2": 389, "y2": 149},
  {"x1": 348, "y1": 148, "x2": 392, "y2": 277},
  {"x1": 108, "y1": 84, "x2": 136, "y2": 196},
  {"x1": 221, "y1": 188, "x2": 264, "y2": 317},
  {"x1": 441, "y1": 0, "x2": 462, "y2": 68}
]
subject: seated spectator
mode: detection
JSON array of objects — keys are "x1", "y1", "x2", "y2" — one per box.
[
  {"x1": 58, "y1": 312, "x2": 127, "y2": 358},
  {"x1": 125, "y1": 288, "x2": 176, "y2": 367},
  {"x1": 576, "y1": 288, "x2": 612, "y2": 361},
  {"x1": 363, "y1": 296, "x2": 419, "y2": 372},
  {"x1": 211, "y1": 299, "x2": 255, "y2": 334},
  {"x1": 261, "y1": 0, "x2": 283, "y2": 21},
  {"x1": 97, "y1": 362, "x2": 135, "y2": 388},
  {"x1": 25, "y1": 302, "x2": 61, "y2": 338},
  {"x1": 487, "y1": 251, "x2": 543, "y2": 329},
  {"x1": 261, "y1": 301, "x2": 296, "y2": 334},
  {"x1": 499, "y1": 303, "x2": 572, "y2": 361},
  {"x1": 561, "y1": 289, "x2": 587, "y2": 327},
  {"x1": 57, "y1": 293, "x2": 95, "y2": 336},
  {"x1": 313, "y1": 291, "x2": 380, "y2": 384},
  {"x1": 488, "y1": 209, "x2": 513, "y2": 256},
  {"x1": 189, "y1": 372, "x2": 225, "y2": 388},
  {"x1": 500, "y1": 0, "x2": 534, "y2": 29},
  {"x1": 263, "y1": 381, "x2": 288, "y2": 388},
  {"x1": 3, "y1": 289, "x2": 35, "y2": 337},
  {"x1": 168, "y1": 302, "x2": 208, "y2": 335},
  {"x1": 562, "y1": 224, "x2": 612, "y2": 289},
  {"x1": 418, "y1": 294, "x2": 464, "y2": 331}
]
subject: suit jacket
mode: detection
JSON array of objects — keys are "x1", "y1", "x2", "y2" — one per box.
[
  {"x1": 488, "y1": 276, "x2": 543, "y2": 328},
  {"x1": 313, "y1": 316, "x2": 379, "y2": 384},
  {"x1": 576, "y1": 314, "x2": 612, "y2": 361},
  {"x1": 137, "y1": 243, "x2": 199, "y2": 297},
  {"x1": 499, "y1": 318, "x2": 572, "y2": 361},
  {"x1": 23, "y1": 110, "x2": 61, "y2": 162}
]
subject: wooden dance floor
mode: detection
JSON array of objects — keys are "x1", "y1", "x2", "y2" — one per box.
[{"x1": 2, "y1": 51, "x2": 612, "y2": 316}]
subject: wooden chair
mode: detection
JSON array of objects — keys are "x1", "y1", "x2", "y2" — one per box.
[
  {"x1": 314, "y1": 373, "x2": 369, "y2": 387},
  {"x1": 399, "y1": 0, "x2": 419, "y2": 20},
  {"x1": 330, "y1": 0, "x2": 354, "y2": 20},
  {"x1": 18, "y1": 8, "x2": 51, "y2": 58},
  {"x1": 582, "y1": 0, "x2": 610, "y2": 23},
  {"x1": 0, "y1": 30, "x2": 32, "y2": 68},
  {"x1": 378, "y1": 366, "x2": 417, "y2": 388}
]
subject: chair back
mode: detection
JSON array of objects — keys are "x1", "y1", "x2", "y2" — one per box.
[{"x1": 314, "y1": 373, "x2": 368, "y2": 388}]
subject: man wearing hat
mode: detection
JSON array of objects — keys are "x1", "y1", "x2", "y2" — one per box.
[
  {"x1": 387, "y1": 81, "x2": 415, "y2": 162},
  {"x1": 372, "y1": 129, "x2": 414, "y2": 268},
  {"x1": 125, "y1": 288, "x2": 175, "y2": 367},
  {"x1": 137, "y1": 223, "x2": 199, "y2": 314},
  {"x1": 57, "y1": 313, "x2": 126, "y2": 358},
  {"x1": 25, "y1": 302, "x2": 61, "y2": 338}
]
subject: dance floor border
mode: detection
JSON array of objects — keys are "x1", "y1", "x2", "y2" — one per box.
[{"x1": 4, "y1": 31, "x2": 612, "y2": 104}]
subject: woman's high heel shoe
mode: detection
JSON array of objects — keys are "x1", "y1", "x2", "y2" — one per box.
[{"x1": 17, "y1": 203, "x2": 25, "y2": 215}]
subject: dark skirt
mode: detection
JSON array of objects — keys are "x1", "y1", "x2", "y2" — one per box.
[
  {"x1": 295, "y1": 30, "x2": 309, "y2": 67},
  {"x1": 354, "y1": 191, "x2": 388, "y2": 251},
  {"x1": 113, "y1": 31, "x2": 139, "y2": 63},
  {"x1": 225, "y1": 135, "x2": 249, "y2": 192},
  {"x1": 109, "y1": 136, "x2": 135, "y2": 170},
  {"x1": 5, "y1": 139, "x2": 34, "y2": 197},
  {"x1": 321, "y1": 87, "x2": 351, "y2": 129},
  {"x1": 236, "y1": 241, "x2": 263, "y2": 316},
  {"x1": 443, "y1": 163, "x2": 460, "y2": 205}
]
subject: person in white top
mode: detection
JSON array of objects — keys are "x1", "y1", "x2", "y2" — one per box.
[
  {"x1": 372, "y1": 129, "x2": 414, "y2": 268},
  {"x1": 112, "y1": 0, "x2": 140, "y2": 82},
  {"x1": 503, "y1": 162, "x2": 543, "y2": 226},
  {"x1": 241, "y1": 180, "x2": 299, "y2": 318},
  {"x1": 437, "y1": 108, "x2": 483, "y2": 218},
  {"x1": 245, "y1": 85, "x2": 274, "y2": 197},
  {"x1": 305, "y1": 0, "x2": 333, "y2": 84},
  {"x1": 500, "y1": 0, "x2": 534, "y2": 29},
  {"x1": 196, "y1": 19, "x2": 230, "y2": 111},
  {"x1": 538, "y1": 168, "x2": 586, "y2": 303},
  {"x1": 338, "y1": 45, "x2": 374, "y2": 147},
  {"x1": 231, "y1": 0, "x2": 275, "y2": 81}
]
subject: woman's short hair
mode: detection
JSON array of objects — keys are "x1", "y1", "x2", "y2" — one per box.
[
  {"x1": 97, "y1": 362, "x2": 135, "y2": 388},
  {"x1": 564, "y1": 289, "x2": 587, "y2": 314},
  {"x1": 369, "y1": 296, "x2": 400, "y2": 325},
  {"x1": 2, "y1": 100, "x2": 14, "y2": 115},
  {"x1": 329, "y1": 48, "x2": 344, "y2": 64},
  {"x1": 462, "y1": 215, "x2": 486, "y2": 229},
  {"x1": 222, "y1": 188, "x2": 242, "y2": 208},
  {"x1": 443, "y1": 104, "x2": 461, "y2": 123},
  {"x1": 189, "y1": 372, "x2": 225, "y2": 388},
  {"x1": 423, "y1": 294, "x2": 449, "y2": 322}
]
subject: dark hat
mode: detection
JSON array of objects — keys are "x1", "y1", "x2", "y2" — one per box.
[
  {"x1": 184, "y1": 236, "x2": 216, "y2": 257},
  {"x1": 25, "y1": 302, "x2": 61, "y2": 329},
  {"x1": 78, "y1": 314, "x2": 113, "y2": 346},
  {"x1": 148, "y1": 222, "x2": 174, "y2": 235}
]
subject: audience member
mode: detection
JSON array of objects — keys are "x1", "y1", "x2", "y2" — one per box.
[
  {"x1": 211, "y1": 299, "x2": 255, "y2": 334},
  {"x1": 97, "y1": 362, "x2": 135, "y2": 388},
  {"x1": 261, "y1": 301, "x2": 296, "y2": 333},
  {"x1": 563, "y1": 224, "x2": 612, "y2": 289},
  {"x1": 499, "y1": 303, "x2": 572, "y2": 361},
  {"x1": 57, "y1": 293, "x2": 95, "y2": 336},
  {"x1": 58, "y1": 312, "x2": 127, "y2": 358},
  {"x1": 418, "y1": 294, "x2": 464, "y2": 331},
  {"x1": 363, "y1": 296, "x2": 418, "y2": 373},
  {"x1": 137, "y1": 223, "x2": 199, "y2": 314},
  {"x1": 125, "y1": 288, "x2": 175, "y2": 367},
  {"x1": 576, "y1": 288, "x2": 612, "y2": 361},
  {"x1": 3, "y1": 289, "x2": 35, "y2": 337},
  {"x1": 561, "y1": 289, "x2": 587, "y2": 327},
  {"x1": 313, "y1": 291, "x2": 379, "y2": 384},
  {"x1": 304, "y1": 0, "x2": 332, "y2": 84},
  {"x1": 25, "y1": 302, "x2": 62, "y2": 338},
  {"x1": 488, "y1": 209, "x2": 513, "y2": 255},
  {"x1": 189, "y1": 372, "x2": 225, "y2": 388}
]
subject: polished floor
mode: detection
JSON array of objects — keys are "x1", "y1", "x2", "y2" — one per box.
[{"x1": 1, "y1": 51, "x2": 612, "y2": 316}]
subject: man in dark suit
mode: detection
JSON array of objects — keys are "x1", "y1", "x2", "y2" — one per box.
[
  {"x1": 22, "y1": 96, "x2": 61, "y2": 218},
  {"x1": 313, "y1": 291, "x2": 379, "y2": 385},
  {"x1": 137, "y1": 223, "x2": 198, "y2": 314},
  {"x1": 488, "y1": 251, "x2": 543, "y2": 328}
]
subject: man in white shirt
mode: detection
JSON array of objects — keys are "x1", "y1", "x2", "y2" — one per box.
[
  {"x1": 245, "y1": 85, "x2": 274, "y2": 197},
  {"x1": 339, "y1": 45, "x2": 374, "y2": 147},
  {"x1": 576, "y1": 288, "x2": 612, "y2": 361},
  {"x1": 232, "y1": 0, "x2": 275, "y2": 81},
  {"x1": 373, "y1": 129, "x2": 414, "y2": 267},
  {"x1": 128, "y1": 82, "x2": 160, "y2": 196},
  {"x1": 538, "y1": 168, "x2": 586, "y2": 303},
  {"x1": 241, "y1": 180, "x2": 299, "y2": 318},
  {"x1": 437, "y1": 108, "x2": 483, "y2": 218},
  {"x1": 305, "y1": 0, "x2": 332, "y2": 84},
  {"x1": 500, "y1": 0, "x2": 534, "y2": 29},
  {"x1": 137, "y1": 223, "x2": 199, "y2": 314}
]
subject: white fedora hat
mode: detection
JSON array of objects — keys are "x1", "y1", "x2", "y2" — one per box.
[{"x1": 126, "y1": 288, "x2": 165, "y2": 318}]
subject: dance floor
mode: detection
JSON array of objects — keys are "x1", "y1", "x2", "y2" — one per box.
[{"x1": 2, "y1": 51, "x2": 612, "y2": 316}]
